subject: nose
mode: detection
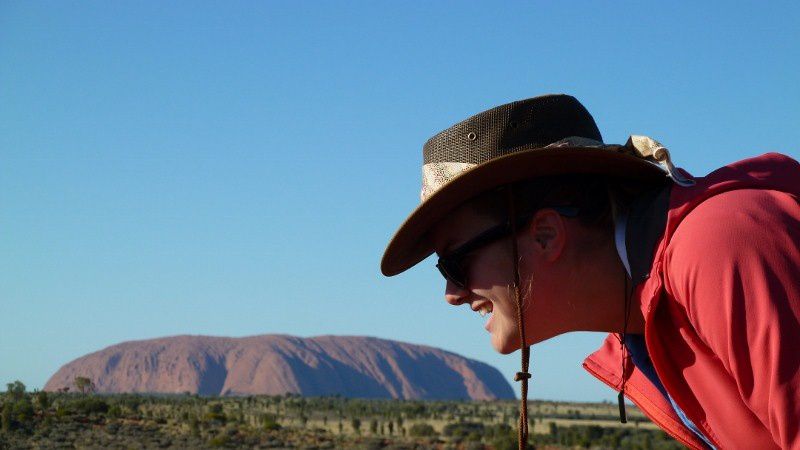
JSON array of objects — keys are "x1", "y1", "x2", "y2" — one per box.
[{"x1": 444, "y1": 280, "x2": 470, "y2": 306}]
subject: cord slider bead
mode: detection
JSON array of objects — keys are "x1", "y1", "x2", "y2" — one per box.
[{"x1": 514, "y1": 372, "x2": 532, "y2": 382}]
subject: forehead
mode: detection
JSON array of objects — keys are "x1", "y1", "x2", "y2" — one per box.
[{"x1": 428, "y1": 200, "x2": 502, "y2": 254}]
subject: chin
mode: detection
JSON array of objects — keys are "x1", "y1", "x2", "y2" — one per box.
[{"x1": 491, "y1": 332, "x2": 521, "y2": 355}]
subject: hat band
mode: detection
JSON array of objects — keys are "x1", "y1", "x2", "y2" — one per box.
[
  {"x1": 419, "y1": 136, "x2": 691, "y2": 203},
  {"x1": 419, "y1": 137, "x2": 606, "y2": 202},
  {"x1": 421, "y1": 162, "x2": 476, "y2": 201}
]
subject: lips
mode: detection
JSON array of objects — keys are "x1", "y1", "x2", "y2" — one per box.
[{"x1": 471, "y1": 300, "x2": 493, "y2": 317}]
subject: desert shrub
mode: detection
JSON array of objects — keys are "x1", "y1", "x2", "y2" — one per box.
[
  {"x1": 484, "y1": 423, "x2": 513, "y2": 439},
  {"x1": 262, "y1": 413, "x2": 281, "y2": 431},
  {"x1": 488, "y1": 425, "x2": 535, "y2": 450},
  {"x1": 204, "y1": 403, "x2": 227, "y2": 424},
  {"x1": 6, "y1": 381, "x2": 26, "y2": 400},
  {"x1": 71, "y1": 397, "x2": 109, "y2": 415},
  {"x1": 55, "y1": 404, "x2": 68, "y2": 418},
  {"x1": 35, "y1": 391, "x2": 51, "y2": 410},
  {"x1": 106, "y1": 404, "x2": 121, "y2": 418},
  {"x1": 464, "y1": 442, "x2": 485, "y2": 450},
  {"x1": 208, "y1": 433, "x2": 229, "y2": 447},
  {"x1": 1, "y1": 397, "x2": 35, "y2": 432},
  {"x1": 14, "y1": 399, "x2": 34, "y2": 423},
  {"x1": 2, "y1": 402, "x2": 13, "y2": 432},
  {"x1": 466, "y1": 431, "x2": 482, "y2": 442},
  {"x1": 408, "y1": 422, "x2": 436, "y2": 437},
  {"x1": 443, "y1": 421, "x2": 484, "y2": 438},
  {"x1": 532, "y1": 425, "x2": 683, "y2": 450},
  {"x1": 119, "y1": 395, "x2": 142, "y2": 413},
  {"x1": 359, "y1": 437, "x2": 385, "y2": 450},
  {"x1": 384, "y1": 444, "x2": 416, "y2": 450}
]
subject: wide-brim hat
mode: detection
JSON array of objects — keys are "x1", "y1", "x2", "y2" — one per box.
[{"x1": 381, "y1": 94, "x2": 690, "y2": 276}]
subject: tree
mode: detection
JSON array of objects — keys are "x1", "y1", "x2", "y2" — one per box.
[
  {"x1": 35, "y1": 390, "x2": 51, "y2": 410},
  {"x1": 74, "y1": 377, "x2": 95, "y2": 394},
  {"x1": 1, "y1": 402, "x2": 11, "y2": 432},
  {"x1": 6, "y1": 380, "x2": 25, "y2": 400},
  {"x1": 370, "y1": 419, "x2": 378, "y2": 435},
  {"x1": 351, "y1": 417, "x2": 361, "y2": 435}
]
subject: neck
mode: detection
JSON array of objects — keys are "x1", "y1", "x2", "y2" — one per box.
[{"x1": 565, "y1": 240, "x2": 646, "y2": 336}]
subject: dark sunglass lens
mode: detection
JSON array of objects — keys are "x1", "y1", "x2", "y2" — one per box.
[{"x1": 436, "y1": 260, "x2": 465, "y2": 288}]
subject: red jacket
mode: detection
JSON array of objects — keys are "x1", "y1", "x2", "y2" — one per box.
[{"x1": 583, "y1": 153, "x2": 800, "y2": 449}]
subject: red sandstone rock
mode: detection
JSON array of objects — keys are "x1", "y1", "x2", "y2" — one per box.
[{"x1": 44, "y1": 335, "x2": 515, "y2": 400}]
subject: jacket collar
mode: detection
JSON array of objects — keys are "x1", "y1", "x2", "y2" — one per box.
[{"x1": 625, "y1": 184, "x2": 672, "y2": 286}]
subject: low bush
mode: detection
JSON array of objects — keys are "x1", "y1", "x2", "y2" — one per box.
[
  {"x1": 408, "y1": 422, "x2": 436, "y2": 437},
  {"x1": 71, "y1": 397, "x2": 109, "y2": 415},
  {"x1": 443, "y1": 421, "x2": 484, "y2": 438},
  {"x1": 262, "y1": 413, "x2": 281, "y2": 431}
]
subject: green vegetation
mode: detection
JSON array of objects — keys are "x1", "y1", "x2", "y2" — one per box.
[
  {"x1": 73, "y1": 376, "x2": 95, "y2": 395},
  {"x1": 0, "y1": 380, "x2": 684, "y2": 449}
]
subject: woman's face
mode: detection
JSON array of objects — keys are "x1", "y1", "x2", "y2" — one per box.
[
  {"x1": 431, "y1": 195, "x2": 636, "y2": 355},
  {"x1": 431, "y1": 200, "x2": 580, "y2": 354},
  {"x1": 431, "y1": 203, "x2": 527, "y2": 354}
]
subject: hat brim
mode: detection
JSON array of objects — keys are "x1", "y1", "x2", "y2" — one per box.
[{"x1": 381, "y1": 145, "x2": 668, "y2": 276}]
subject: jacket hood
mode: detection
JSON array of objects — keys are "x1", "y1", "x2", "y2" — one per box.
[{"x1": 668, "y1": 152, "x2": 800, "y2": 232}]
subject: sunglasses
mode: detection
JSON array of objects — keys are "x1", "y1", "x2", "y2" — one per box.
[{"x1": 435, "y1": 206, "x2": 579, "y2": 288}]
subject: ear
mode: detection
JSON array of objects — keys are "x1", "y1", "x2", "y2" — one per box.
[{"x1": 522, "y1": 209, "x2": 566, "y2": 262}]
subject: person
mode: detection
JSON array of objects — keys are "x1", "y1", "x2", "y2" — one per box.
[{"x1": 380, "y1": 94, "x2": 800, "y2": 449}]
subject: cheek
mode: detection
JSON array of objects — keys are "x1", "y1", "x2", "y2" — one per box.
[
  {"x1": 496, "y1": 287, "x2": 521, "y2": 326},
  {"x1": 491, "y1": 301, "x2": 524, "y2": 353},
  {"x1": 468, "y1": 245, "x2": 514, "y2": 288}
]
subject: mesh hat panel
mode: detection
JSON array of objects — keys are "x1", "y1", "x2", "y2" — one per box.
[{"x1": 422, "y1": 95, "x2": 603, "y2": 165}]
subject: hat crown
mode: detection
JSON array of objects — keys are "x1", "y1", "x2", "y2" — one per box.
[{"x1": 423, "y1": 94, "x2": 602, "y2": 165}]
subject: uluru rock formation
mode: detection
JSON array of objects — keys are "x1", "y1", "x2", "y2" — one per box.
[{"x1": 44, "y1": 335, "x2": 515, "y2": 400}]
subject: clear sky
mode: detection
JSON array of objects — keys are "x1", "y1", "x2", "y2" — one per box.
[{"x1": 1, "y1": 1, "x2": 798, "y2": 402}]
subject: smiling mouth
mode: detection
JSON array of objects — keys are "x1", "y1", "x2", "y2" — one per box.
[{"x1": 474, "y1": 302, "x2": 493, "y2": 318}]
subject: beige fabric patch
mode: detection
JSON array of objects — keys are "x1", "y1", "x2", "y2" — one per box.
[{"x1": 421, "y1": 162, "x2": 476, "y2": 201}]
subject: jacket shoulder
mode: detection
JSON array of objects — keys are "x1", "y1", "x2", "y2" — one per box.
[{"x1": 663, "y1": 187, "x2": 800, "y2": 310}]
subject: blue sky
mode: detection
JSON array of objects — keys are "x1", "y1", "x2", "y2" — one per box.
[{"x1": 1, "y1": 1, "x2": 798, "y2": 402}]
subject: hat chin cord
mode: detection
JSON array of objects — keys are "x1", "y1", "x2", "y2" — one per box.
[
  {"x1": 608, "y1": 184, "x2": 633, "y2": 424},
  {"x1": 617, "y1": 272, "x2": 631, "y2": 423},
  {"x1": 506, "y1": 185, "x2": 531, "y2": 450}
]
